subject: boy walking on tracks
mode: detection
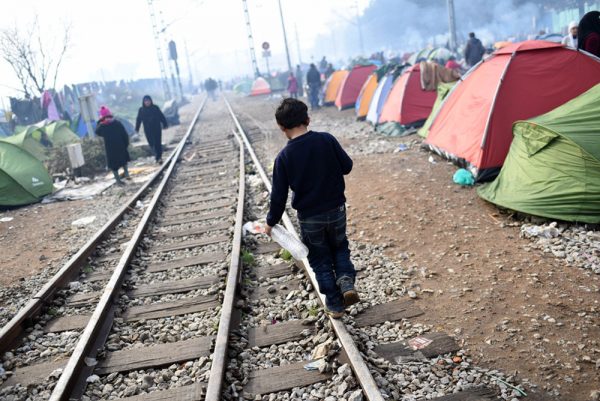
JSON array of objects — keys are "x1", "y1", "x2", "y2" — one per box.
[{"x1": 265, "y1": 98, "x2": 359, "y2": 318}]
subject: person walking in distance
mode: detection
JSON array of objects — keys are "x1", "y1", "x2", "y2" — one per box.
[
  {"x1": 306, "y1": 63, "x2": 321, "y2": 110},
  {"x1": 265, "y1": 98, "x2": 359, "y2": 318},
  {"x1": 135, "y1": 95, "x2": 168, "y2": 164},
  {"x1": 96, "y1": 106, "x2": 130, "y2": 185},
  {"x1": 464, "y1": 32, "x2": 485, "y2": 67},
  {"x1": 287, "y1": 72, "x2": 298, "y2": 99}
]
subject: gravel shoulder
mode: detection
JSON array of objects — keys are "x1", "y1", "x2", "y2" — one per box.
[{"x1": 232, "y1": 94, "x2": 600, "y2": 401}]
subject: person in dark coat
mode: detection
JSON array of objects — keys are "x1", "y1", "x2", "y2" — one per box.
[
  {"x1": 464, "y1": 32, "x2": 485, "y2": 67},
  {"x1": 578, "y1": 11, "x2": 600, "y2": 57},
  {"x1": 306, "y1": 64, "x2": 322, "y2": 110},
  {"x1": 96, "y1": 106, "x2": 130, "y2": 185},
  {"x1": 295, "y1": 65, "x2": 304, "y2": 97},
  {"x1": 135, "y1": 95, "x2": 168, "y2": 164}
]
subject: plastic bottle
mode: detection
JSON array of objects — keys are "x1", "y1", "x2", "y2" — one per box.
[{"x1": 270, "y1": 224, "x2": 309, "y2": 260}]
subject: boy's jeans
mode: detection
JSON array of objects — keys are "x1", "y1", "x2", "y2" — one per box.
[{"x1": 299, "y1": 205, "x2": 355, "y2": 312}]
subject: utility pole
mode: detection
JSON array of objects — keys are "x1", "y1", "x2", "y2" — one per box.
[
  {"x1": 146, "y1": 0, "x2": 171, "y2": 99},
  {"x1": 277, "y1": 0, "x2": 293, "y2": 72},
  {"x1": 446, "y1": 0, "x2": 458, "y2": 51},
  {"x1": 354, "y1": 0, "x2": 365, "y2": 55},
  {"x1": 168, "y1": 40, "x2": 184, "y2": 100},
  {"x1": 295, "y1": 23, "x2": 302, "y2": 65},
  {"x1": 242, "y1": 0, "x2": 260, "y2": 77},
  {"x1": 184, "y1": 40, "x2": 193, "y2": 91}
]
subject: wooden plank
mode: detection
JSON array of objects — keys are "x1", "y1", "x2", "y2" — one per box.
[
  {"x1": 95, "y1": 336, "x2": 213, "y2": 375},
  {"x1": 373, "y1": 332, "x2": 460, "y2": 363},
  {"x1": 170, "y1": 185, "x2": 236, "y2": 200},
  {"x1": 253, "y1": 263, "x2": 294, "y2": 279},
  {"x1": 164, "y1": 200, "x2": 232, "y2": 217},
  {"x1": 150, "y1": 234, "x2": 229, "y2": 253},
  {"x1": 94, "y1": 253, "x2": 120, "y2": 264},
  {"x1": 160, "y1": 209, "x2": 231, "y2": 227},
  {"x1": 245, "y1": 361, "x2": 332, "y2": 396},
  {"x1": 248, "y1": 320, "x2": 314, "y2": 348},
  {"x1": 81, "y1": 269, "x2": 113, "y2": 283},
  {"x1": 130, "y1": 275, "x2": 221, "y2": 298},
  {"x1": 253, "y1": 242, "x2": 281, "y2": 255},
  {"x1": 354, "y1": 299, "x2": 424, "y2": 327},
  {"x1": 250, "y1": 279, "x2": 300, "y2": 300},
  {"x1": 155, "y1": 222, "x2": 230, "y2": 239},
  {"x1": 173, "y1": 178, "x2": 233, "y2": 194},
  {"x1": 180, "y1": 166, "x2": 234, "y2": 178},
  {"x1": 118, "y1": 382, "x2": 206, "y2": 401},
  {"x1": 147, "y1": 252, "x2": 226, "y2": 273},
  {"x1": 1, "y1": 358, "x2": 67, "y2": 387},
  {"x1": 182, "y1": 161, "x2": 233, "y2": 173},
  {"x1": 66, "y1": 291, "x2": 101, "y2": 307},
  {"x1": 122, "y1": 295, "x2": 219, "y2": 321},
  {"x1": 168, "y1": 192, "x2": 234, "y2": 207},
  {"x1": 45, "y1": 315, "x2": 90, "y2": 333},
  {"x1": 431, "y1": 388, "x2": 500, "y2": 401}
]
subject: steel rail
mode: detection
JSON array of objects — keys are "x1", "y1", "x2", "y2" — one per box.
[
  {"x1": 223, "y1": 96, "x2": 385, "y2": 401},
  {"x1": 0, "y1": 98, "x2": 206, "y2": 355},
  {"x1": 47, "y1": 97, "x2": 207, "y2": 401},
  {"x1": 204, "y1": 128, "x2": 245, "y2": 401}
]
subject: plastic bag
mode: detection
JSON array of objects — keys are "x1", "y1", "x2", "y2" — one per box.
[{"x1": 453, "y1": 168, "x2": 474, "y2": 186}]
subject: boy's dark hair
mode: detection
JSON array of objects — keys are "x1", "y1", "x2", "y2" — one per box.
[
  {"x1": 469, "y1": 32, "x2": 475, "y2": 38},
  {"x1": 275, "y1": 98, "x2": 309, "y2": 129}
]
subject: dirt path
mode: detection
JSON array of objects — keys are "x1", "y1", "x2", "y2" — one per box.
[{"x1": 232, "y1": 95, "x2": 600, "y2": 401}]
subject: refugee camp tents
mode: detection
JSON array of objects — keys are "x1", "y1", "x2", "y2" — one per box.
[
  {"x1": 427, "y1": 47, "x2": 454, "y2": 64},
  {"x1": 323, "y1": 70, "x2": 349, "y2": 105},
  {"x1": 36, "y1": 120, "x2": 80, "y2": 146},
  {"x1": 408, "y1": 48, "x2": 432, "y2": 65},
  {"x1": 234, "y1": 80, "x2": 252, "y2": 95},
  {"x1": 355, "y1": 73, "x2": 378, "y2": 120},
  {"x1": 424, "y1": 41, "x2": 600, "y2": 181},
  {"x1": 365, "y1": 74, "x2": 395, "y2": 125},
  {"x1": 0, "y1": 141, "x2": 53, "y2": 206},
  {"x1": 1, "y1": 126, "x2": 50, "y2": 160},
  {"x1": 417, "y1": 82, "x2": 456, "y2": 138},
  {"x1": 478, "y1": 83, "x2": 600, "y2": 223},
  {"x1": 378, "y1": 64, "x2": 438, "y2": 128},
  {"x1": 334, "y1": 65, "x2": 376, "y2": 110},
  {"x1": 250, "y1": 77, "x2": 271, "y2": 96}
]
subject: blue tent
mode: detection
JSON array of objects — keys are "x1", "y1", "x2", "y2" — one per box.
[{"x1": 366, "y1": 74, "x2": 394, "y2": 125}]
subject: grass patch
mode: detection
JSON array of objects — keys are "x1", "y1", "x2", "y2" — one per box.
[
  {"x1": 279, "y1": 249, "x2": 292, "y2": 261},
  {"x1": 241, "y1": 250, "x2": 255, "y2": 266}
]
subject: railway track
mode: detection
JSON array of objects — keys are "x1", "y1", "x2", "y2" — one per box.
[{"x1": 0, "y1": 95, "x2": 507, "y2": 401}]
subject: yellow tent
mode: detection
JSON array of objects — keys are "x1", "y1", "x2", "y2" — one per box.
[
  {"x1": 323, "y1": 70, "x2": 348, "y2": 105},
  {"x1": 356, "y1": 73, "x2": 378, "y2": 120}
]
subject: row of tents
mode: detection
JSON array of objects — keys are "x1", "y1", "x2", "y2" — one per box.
[
  {"x1": 0, "y1": 120, "x2": 82, "y2": 207},
  {"x1": 321, "y1": 40, "x2": 600, "y2": 223}
]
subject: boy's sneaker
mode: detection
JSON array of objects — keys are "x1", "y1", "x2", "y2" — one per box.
[
  {"x1": 337, "y1": 276, "x2": 360, "y2": 307},
  {"x1": 325, "y1": 308, "x2": 344, "y2": 319}
]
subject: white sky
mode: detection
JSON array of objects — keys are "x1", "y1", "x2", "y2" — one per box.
[{"x1": 0, "y1": 0, "x2": 370, "y2": 99}]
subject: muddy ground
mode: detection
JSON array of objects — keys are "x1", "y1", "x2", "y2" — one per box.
[{"x1": 231, "y1": 94, "x2": 600, "y2": 401}]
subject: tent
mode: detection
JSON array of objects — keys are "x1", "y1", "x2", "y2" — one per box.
[
  {"x1": 1, "y1": 126, "x2": 50, "y2": 160},
  {"x1": 335, "y1": 65, "x2": 376, "y2": 110},
  {"x1": 36, "y1": 120, "x2": 80, "y2": 146},
  {"x1": 355, "y1": 73, "x2": 378, "y2": 120},
  {"x1": 408, "y1": 48, "x2": 433, "y2": 65},
  {"x1": 233, "y1": 80, "x2": 252, "y2": 95},
  {"x1": 250, "y1": 77, "x2": 271, "y2": 96},
  {"x1": 417, "y1": 82, "x2": 456, "y2": 138},
  {"x1": 322, "y1": 70, "x2": 349, "y2": 105},
  {"x1": 365, "y1": 74, "x2": 395, "y2": 125},
  {"x1": 0, "y1": 141, "x2": 53, "y2": 206},
  {"x1": 378, "y1": 64, "x2": 438, "y2": 127},
  {"x1": 424, "y1": 41, "x2": 600, "y2": 181},
  {"x1": 478, "y1": 83, "x2": 600, "y2": 223},
  {"x1": 427, "y1": 47, "x2": 454, "y2": 64}
]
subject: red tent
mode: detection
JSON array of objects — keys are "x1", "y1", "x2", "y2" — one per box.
[
  {"x1": 250, "y1": 77, "x2": 271, "y2": 96},
  {"x1": 425, "y1": 41, "x2": 600, "y2": 180},
  {"x1": 378, "y1": 64, "x2": 437, "y2": 126},
  {"x1": 335, "y1": 65, "x2": 376, "y2": 110}
]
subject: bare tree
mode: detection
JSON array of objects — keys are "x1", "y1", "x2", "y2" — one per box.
[{"x1": 0, "y1": 17, "x2": 71, "y2": 98}]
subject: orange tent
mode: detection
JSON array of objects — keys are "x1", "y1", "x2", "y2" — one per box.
[
  {"x1": 250, "y1": 77, "x2": 271, "y2": 96},
  {"x1": 378, "y1": 65, "x2": 437, "y2": 126},
  {"x1": 425, "y1": 40, "x2": 600, "y2": 180},
  {"x1": 323, "y1": 70, "x2": 349, "y2": 105},
  {"x1": 355, "y1": 73, "x2": 378, "y2": 120},
  {"x1": 335, "y1": 65, "x2": 376, "y2": 110}
]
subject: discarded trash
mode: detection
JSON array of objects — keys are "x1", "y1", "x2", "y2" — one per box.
[
  {"x1": 408, "y1": 336, "x2": 433, "y2": 350},
  {"x1": 49, "y1": 368, "x2": 63, "y2": 379},
  {"x1": 394, "y1": 143, "x2": 409, "y2": 153},
  {"x1": 311, "y1": 340, "x2": 332, "y2": 360},
  {"x1": 86, "y1": 374, "x2": 100, "y2": 383},
  {"x1": 453, "y1": 168, "x2": 474, "y2": 186},
  {"x1": 69, "y1": 281, "x2": 82, "y2": 290},
  {"x1": 135, "y1": 200, "x2": 144, "y2": 209},
  {"x1": 71, "y1": 216, "x2": 96, "y2": 227},
  {"x1": 0, "y1": 217, "x2": 14, "y2": 223},
  {"x1": 521, "y1": 223, "x2": 560, "y2": 239},
  {"x1": 271, "y1": 224, "x2": 309, "y2": 260},
  {"x1": 428, "y1": 155, "x2": 437, "y2": 164},
  {"x1": 84, "y1": 357, "x2": 98, "y2": 367},
  {"x1": 303, "y1": 358, "x2": 327, "y2": 371},
  {"x1": 243, "y1": 221, "x2": 266, "y2": 235}
]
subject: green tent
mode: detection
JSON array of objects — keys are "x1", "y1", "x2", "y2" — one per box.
[
  {"x1": 478, "y1": 83, "x2": 600, "y2": 223},
  {"x1": 0, "y1": 141, "x2": 53, "y2": 206},
  {"x1": 39, "y1": 121, "x2": 80, "y2": 146},
  {"x1": 234, "y1": 80, "x2": 252, "y2": 95},
  {"x1": 0, "y1": 126, "x2": 49, "y2": 160},
  {"x1": 418, "y1": 82, "x2": 456, "y2": 138}
]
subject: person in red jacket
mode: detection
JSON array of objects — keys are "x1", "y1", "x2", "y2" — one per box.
[{"x1": 578, "y1": 11, "x2": 600, "y2": 57}]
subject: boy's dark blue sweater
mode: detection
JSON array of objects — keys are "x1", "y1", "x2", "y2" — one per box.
[{"x1": 266, "y1": 130, "x2": 353, "y2": 226}]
